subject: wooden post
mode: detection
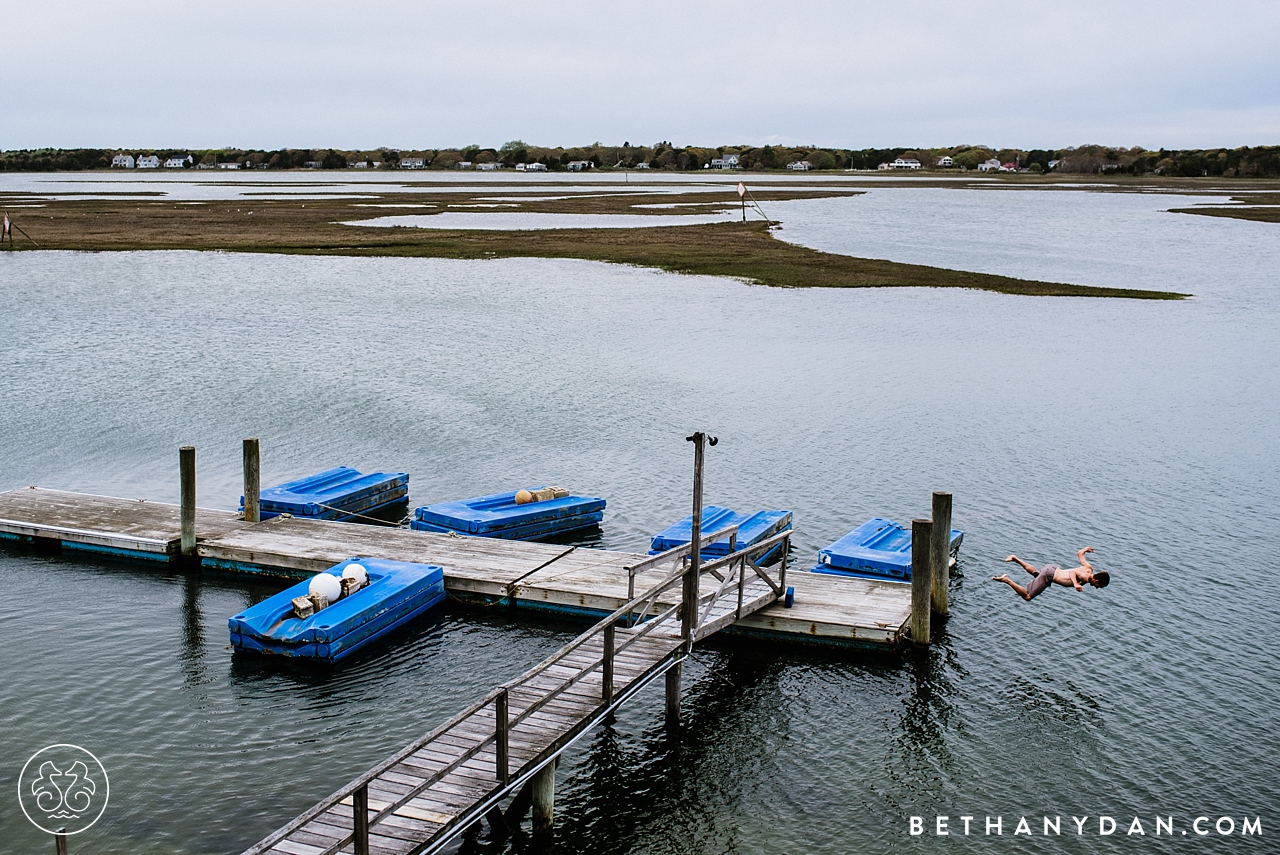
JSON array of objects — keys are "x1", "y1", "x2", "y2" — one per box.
[
  {"x1": 180, "y1": 446, "x2": 196, "y2": 557},
  {"x1": 665, "y1": 662, "x2": 681, "y2": 728},
  {"x1": 242, "y1": 438, "x2": 260, "y2": 523},
  {"x1": 54, "y1": 828, "x2": 68, "y2": 855},
  {"x1": 602, "y1": 623, "x2": 614, "y2": 704},
  {"x1": 353, "y1": 784, "x2": 370, "y2": 855},
  {"x1": 930, "y1": 491, "x2": 953, "y2": 616},
  {"x1": 531, "y1": 760, "x2": 555, "y2": 839},
  {"x1": 683, "y1": 431, "x2": 714, "y2": 642},
  {"x1": 495, "y1": 689, "x2": 509, "y2": 783},
  {"x1": 911, "y1": 518, "x2": 933, "y2": 646}
]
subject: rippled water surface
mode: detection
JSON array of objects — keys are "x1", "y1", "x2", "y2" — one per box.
[{"x1": 1, "y1": 183, "x2": 1277, "y2": 853}]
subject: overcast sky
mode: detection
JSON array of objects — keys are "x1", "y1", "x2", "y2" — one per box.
[{"x1": 4, "y1": 1, "x2": 1278, "y2": 151}]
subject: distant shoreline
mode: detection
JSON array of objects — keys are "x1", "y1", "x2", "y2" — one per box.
[{"x1": 0, "y1": 182, "x2": 1190, "y2": 299}]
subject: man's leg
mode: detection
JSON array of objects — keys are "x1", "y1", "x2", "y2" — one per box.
[
  {"x1": 1005, "y1": 555, "x2": 1039, "y2": 576},
  {"x1": 992, "y1": 573, "x2": 1031, "y2": 600}
]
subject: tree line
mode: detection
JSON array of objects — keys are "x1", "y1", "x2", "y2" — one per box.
[{"x1": 2, "y1": 142, "x2": 1278, "y2": 177}]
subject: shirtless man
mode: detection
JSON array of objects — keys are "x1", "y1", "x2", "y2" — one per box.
[{"x1": 993, "y1": 546, "x2": 1110, "y2": 601}]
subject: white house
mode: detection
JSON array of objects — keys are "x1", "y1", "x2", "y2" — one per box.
[
  {"x1": 164, "y1": 155, "x2": 192, "y2": 168},
  {"x1": 137, "y1": 155, "x2": 161, "y2": 169},
  {"x1": 566, "y1": 160, "x2": 593, "y2": 171},
  {"x1": 786, "y1": 160, "x2": 811, "y2": 171},
  {"x1": 634, "y1": 162, "x2": 650, "y2": 169},
  {"x1": 936, "y1": 155, "x2": 953, "y2": 168},
  {"x1": 217, "y1": 161, "x2": 241, "y2": 170},
  {"x1": 710, "y1": 154, "x2": 740, "y2": 169},
  {"x1": 399, "y1": 157, "x2": 426, "y2": 169},
  {"x1": 890, "y1": 157, "x2": 921, "y2": 169},
  {"x1": 977, "y1": 158, "x2": 1001, "y2": 172},
  {"x1": 517, "y1": 162, "x2": 547, "y2": 172},
  {"x1": 475, "y1": 162, "x2": 499, "y2": 171},
  {"x1": 1047, "y1": 159, "x2": 1060, "y2": 170},
  {"x1": 111, "y1": 154, "x2": 135, "y2": 168},
  {"x1": 457, "y1": 161, "x2": 472, "y2": 169}
]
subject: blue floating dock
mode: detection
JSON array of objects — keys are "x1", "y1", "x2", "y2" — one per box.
[
  {"x1": 228, "y1": 557, "x2": 445, "y2": 661},
  {"x1": 410, "y1": 489, "x2": 605, "y2": 541},
  {"x1": 812, "y1": 518, "x2": 963, "y2": 581},
  {"x1": 649, "y1": 506, "x2": 792, "y2": 563},
  {"x1": 244, "y1": 467, "x2": 409, "y2": 521}
]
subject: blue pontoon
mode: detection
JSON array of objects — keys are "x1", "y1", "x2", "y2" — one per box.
[
  {"x1": 410, "y1": 488, "x2": 605, "y2": 540},
  {"x1": 649, "y1": 506, "x2": 793, "y2": 564},
  {"x1": 243, "y1": 467, "x2": 409, "y2": 521},
  {"x1": 228, "y1": 557, "x2": 445, "y2": 661},
  {"x1": 812, "y1": 518, "x2": 963, "y2": 581}
]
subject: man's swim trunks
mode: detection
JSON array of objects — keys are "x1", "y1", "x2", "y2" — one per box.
[{"x1": 1026, "y1": 564, "x2": 1058, "y2": 600}]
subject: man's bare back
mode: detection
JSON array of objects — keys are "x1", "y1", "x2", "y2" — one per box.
[{"x1": 993, "y1": 547, "x2": 1110, "y2": 601}]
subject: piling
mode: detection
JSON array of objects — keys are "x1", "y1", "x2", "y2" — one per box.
[
  {"x1": 531, "y1": 760, "x2": 555, "y2": 839},
  {"x1": 929, "y1": 491, "x2": 953, "y2": 616},
  {"x1": 910, "y1": 518, "x2": 933, "y2": 646},
  {"x1": 242, "y1": 438, "x2": 260, "y2": 524},
  {"x1": 180, "y1": 446, "x2": 196, "y2": 557},
  {"x1": 665, "y1": 664, "x2": 681, "y2": 728},
  {"x1": 54, "y1": 827, "x2": 68, "y2": 855}
]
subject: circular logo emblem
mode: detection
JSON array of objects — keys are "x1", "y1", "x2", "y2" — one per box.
[{"x1": 18, "y1": 744, "x2": 109, "y2": 835}]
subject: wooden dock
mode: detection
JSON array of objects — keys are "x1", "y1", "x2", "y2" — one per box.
[
  {"x1": 0, "y1": 487, "x2": 913, "y2": 647},
  {"x1": 243, "y1": 529, "x2": 790, "y2": 855}
]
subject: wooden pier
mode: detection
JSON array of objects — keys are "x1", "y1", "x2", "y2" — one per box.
[{"x1": 0, "y1": 487, "x2": 914, "y2": 647}]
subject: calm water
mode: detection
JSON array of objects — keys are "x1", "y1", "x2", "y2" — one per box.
[{"x1": 1, "y1": 183, "x2": 1277, "y2": 853}]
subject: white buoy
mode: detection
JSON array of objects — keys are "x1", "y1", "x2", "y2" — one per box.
[
  {"x1": 342, "y1": 563, "x2": 369, "y2": 588},
  {"x1": 308, "y1": 572, "x2": 342, "y2": 603}
]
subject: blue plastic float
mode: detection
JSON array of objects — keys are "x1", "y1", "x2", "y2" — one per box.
[
  {"x1": 811, "y1": 518, "x2": 963, "y2": 581},
  {"x1": 228, "y1": 557, "x2": 445, "y2": 661},
  {"x1": 243, "y1": 467, "x2": 409, "y2": 521},
  {"x1": 649, "y1": 506, "x2": 793, "y2": 564},
  {"x1": 410, "y1": 488, "x2": 605, "y2": 540}
]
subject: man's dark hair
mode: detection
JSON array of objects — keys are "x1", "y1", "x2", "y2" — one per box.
[{"x1": 1093, "y1": 570, "x2": 1110, "y2": 588}]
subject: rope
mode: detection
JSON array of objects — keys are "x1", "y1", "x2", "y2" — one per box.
[{"x1": 312, "y1": 501, "x2": 411, "y2": 527}]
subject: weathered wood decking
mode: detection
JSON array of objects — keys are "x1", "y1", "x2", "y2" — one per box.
[{"x1": 0, "y1": 487, "x2": 913, "y2": 646}]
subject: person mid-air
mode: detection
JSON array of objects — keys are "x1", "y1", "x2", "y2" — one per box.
[{"x1": 993, "y1": 546, "x2": 1109, "y2": 601}]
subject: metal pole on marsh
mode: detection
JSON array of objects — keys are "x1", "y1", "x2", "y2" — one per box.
[
  {"x1": 910, "y1": 518, "x2": 933, "y2": 646},
  {"x1": 180, "y1": 446, "x2": 196, "y2": 557},
  {"x1": 242, "y1": 438, "x2": 260, "y2": 523},
  {"x1": 930, "y1": 491, "x2": 953, "y2": 616}
]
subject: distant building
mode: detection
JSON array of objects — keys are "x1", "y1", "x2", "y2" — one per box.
[
  {"x1": 137, "y1": 155, "x2": 161, "y2": 169},
  {"x1": 890, "y1": 158, "x2": 921, "y2": 169},
  {"x1": 710, "y1": 154, "x2": 740, "y2": 169},
  {"x1": 936, "y1": 155, "x2": 953, "y2": 168},
  {"x1": 517, "y1": 162, "x2": 547, "y2": 172},
  {"x1": 634, "y1": 162, "x2": 650, "y2": 169},
  {"x1": 1047, "y1": 159, "x2": 1060, "y2": 170},
  {"x1": 786, "y1": 160, "x2": 811, "y2": 171},
  {"x1": 351, "y1": 161, "x2": 369, "y2": 169},
  {"x1": 977, "y1": 158, "x2": 1001, "y2": 172},
  {"x1": 217, "y1": 162, "x2": 241, "y2": 170},
  {"x1": 566, "y1": 160, "x2": 593, "y2": 171},
  {"x1": 475, "y1": 162, "x2": 499, "y2": 171},
  {"x1": 111, "y1": 154, "x2": 135, "y2": 168},
  {"x1": 399, "y1": 157, "x2": 426, "y2": 169},
  {"x1": 163, "y1": 155, "x2": 192, "y2": 168},
  {"x1": 877, "y1": 162, "x2": 891, "y2": 170},
  {"x1": 1001, "y1": 162, "x2": 1018, "y2": 172}
]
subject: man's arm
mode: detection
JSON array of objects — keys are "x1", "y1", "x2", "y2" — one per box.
[
  {"x1": 1077, "y1": 546, "x2": 1094, "y2": 570},
  {"x1": 1069, "y1": 568, "x2": 1084, "y2": 592}
]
